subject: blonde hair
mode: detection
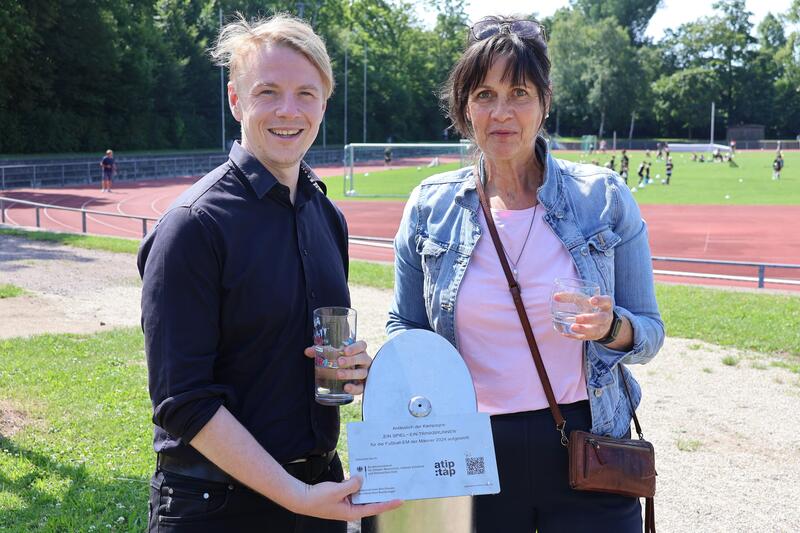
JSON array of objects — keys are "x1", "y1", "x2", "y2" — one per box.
[{"x1": 210, "y1": 13, "x2": 334, "y2": 98}]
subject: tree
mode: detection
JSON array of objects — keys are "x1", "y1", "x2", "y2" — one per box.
[
  {"x1": 652, "y1": 67, "x2": 720, "y2": 138},
  {"x1": 570, "y1": 0, "x2": 662, "y2": 45},
  {"x1": 758, "y1": 13, "x2": 786, "y2": 51},
  {"x1": 549, "y1": 10, "x2": 643, "y2": 137},
  {"x1": 657, "y1": 0, "x2": 756, "y2": 129}
]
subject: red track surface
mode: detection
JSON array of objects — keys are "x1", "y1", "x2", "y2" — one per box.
[{"x1": 2, "y1": 175, "x2": 799, "y2": 292}]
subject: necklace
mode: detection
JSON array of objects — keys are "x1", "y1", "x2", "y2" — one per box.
[{"x1": 500, "y1": 203, "x2": 538, "y2": 281}]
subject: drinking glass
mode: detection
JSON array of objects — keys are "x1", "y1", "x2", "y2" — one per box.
[
  {"x1": 313, "y1": 307, "x2": 357, "y2": 406},
  {"x1": 550, "y1": 278, "x2": 601, "y2": 335}
]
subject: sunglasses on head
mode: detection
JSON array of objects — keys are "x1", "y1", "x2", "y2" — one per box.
[{"x1": 468, "y1": 19, "x2": 544, "y2": 43}]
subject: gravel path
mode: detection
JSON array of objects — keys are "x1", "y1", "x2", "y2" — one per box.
[{"x1": 1, "y1": 234, "x2": 798, "y2": 532}]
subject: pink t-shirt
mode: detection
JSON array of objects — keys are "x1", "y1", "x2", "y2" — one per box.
[{"x1": 455, "y1": 205, "x2": 588, "y2": 415}]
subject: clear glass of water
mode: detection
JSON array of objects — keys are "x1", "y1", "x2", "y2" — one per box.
[
  {"x1": 550, "y1": 278, "x2": 601, "y2": 335},
  {"x1": 313, "y1": 307, "x2": 356, "y2": 406}
]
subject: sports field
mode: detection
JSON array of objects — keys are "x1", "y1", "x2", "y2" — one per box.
[
  {"x1": 2, "y1": 149, "x2": 799, "y2": 289},
  {"x1": 325, "y1": 150, "x2": 800, "y2": 204}
]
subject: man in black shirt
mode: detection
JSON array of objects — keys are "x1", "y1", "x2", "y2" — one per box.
[{"x1": 138, "y1": 14, "x2": 400, "y2": 532}]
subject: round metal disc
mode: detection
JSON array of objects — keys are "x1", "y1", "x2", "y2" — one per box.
[{"x1": 362, "y1": 329, "x2": 477, "y2": 422}]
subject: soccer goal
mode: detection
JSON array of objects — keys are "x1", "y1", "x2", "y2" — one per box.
[
  {"x1": 666, "y1": 143, "x2": 731, "y2": 153},
  {"x1": 342, "y1": 142, "x2": 474, "y2": 198}
]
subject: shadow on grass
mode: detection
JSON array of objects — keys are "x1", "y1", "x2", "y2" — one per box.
[
  {"x1": 0, "y1": 233, "x2": 99, "y2": 272},
  {"x1": 0, "y1": 436, "x2": 149, "y2": 531}
]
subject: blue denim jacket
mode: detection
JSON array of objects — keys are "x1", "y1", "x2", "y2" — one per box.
[{"x1": 387, "y1": 138, "x2": 665, "y2": 438}]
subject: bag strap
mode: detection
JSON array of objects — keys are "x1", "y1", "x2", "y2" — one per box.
[
  {"x1": 473, "y1": 169, "x2": 645, "y2": 444},
  {"x1": 473, "y1": 169, "x2": 568, "y2": 445}
]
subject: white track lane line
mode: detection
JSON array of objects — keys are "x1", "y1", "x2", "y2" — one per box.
[
  {"x1": 150, "y1": 191, "x2": 177, "y2": 216},
  {"x1": 81, "y1": 195, "x2": 141, "y2": 237},
  {"x1": 39, "y1": 195, "x2": 86, "y2": 231},
  {"x1": 2, "y1": 200, "x2": 20, "y2": 226}
]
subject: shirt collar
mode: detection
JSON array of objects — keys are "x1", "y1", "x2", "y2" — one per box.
[{"x1": 228, "y1": 141, "x2": 325, "y2": 203}]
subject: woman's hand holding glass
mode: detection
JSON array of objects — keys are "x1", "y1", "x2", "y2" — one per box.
[{"x1": 550, "y1": 278, "x2": 614, "y2": 342}]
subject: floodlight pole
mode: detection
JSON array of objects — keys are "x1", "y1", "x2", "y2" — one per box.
[
  {"x1": 363, "y1": 44, "x2": 367, "y2": 143},
  {"x1": 710, "y1": 102, "x2": 715, "y2": 147},
  {"x1": 628, "y1": 112, "x2": 636, "y2": 149},
  {"x1": 344, "y1": 44, "x2": 348, "y2": 147},
  {"x1": 219, "y1": 7, "x2": 225, "y2": 152}
]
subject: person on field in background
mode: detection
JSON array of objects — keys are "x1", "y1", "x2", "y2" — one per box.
[
  {"x1": 773, "y1": 151, "x2": 784, "y2": 180},
  {"x1": 637, "y1": 160, "x2": 646, "y2": 186},
  {"x1": 620, "y1": 149, "x2": 630, "y2": 184},
  {"x1": 138, "y1": 13, "x2": 400, "y2": 533},
  {"x1": 388, "y1": 16, "x2": 663, "y2": 532},
  {"x1": 664, "y1": 157, "x2": 673, "y2": 185},
  {"x1": 100, "y1": 149, "x2": 116, "y2": 192}
]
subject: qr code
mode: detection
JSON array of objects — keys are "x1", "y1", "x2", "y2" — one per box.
[{"x1": 466, "y1": 456, "x2": 485, "y2": 475}]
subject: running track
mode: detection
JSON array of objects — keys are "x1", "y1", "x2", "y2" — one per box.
[{"x1": 2, "y1": 173, "x2": 799, "y2": 292}]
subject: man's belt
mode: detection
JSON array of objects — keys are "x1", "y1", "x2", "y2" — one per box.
[{"x1": 157, "y1": 450, "x2": 337, "y2": 485}]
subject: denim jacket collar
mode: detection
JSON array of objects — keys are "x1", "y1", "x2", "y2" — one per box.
[{"x1": 454, "y1": 136, "x2": 565, "y2": 214}]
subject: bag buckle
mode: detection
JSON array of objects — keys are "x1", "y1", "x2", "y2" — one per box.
[{"x1": 557, "y1": 420, "x2": 569, "y2": 447}]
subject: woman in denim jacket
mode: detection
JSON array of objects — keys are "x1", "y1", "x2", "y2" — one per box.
[{"x1": 387, "y1": 16, "x2": 664, "y2": 532}]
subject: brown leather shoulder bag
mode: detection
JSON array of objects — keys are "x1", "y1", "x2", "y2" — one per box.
[{"x1": 474, "y1": 172, "x2": 656, "y2": 533}]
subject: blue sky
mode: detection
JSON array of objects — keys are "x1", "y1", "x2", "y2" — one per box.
[{"x1": 418, "y1": 0, "x2": 795, "y2": 40}]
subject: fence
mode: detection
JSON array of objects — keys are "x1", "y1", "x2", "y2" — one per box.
[
  {"x1": 651, "y1": 256, "x2": 800, "y2": 289},
  {"x1": 3, "y1": 201, "x2": 800, "y2": 290},
  {"x1": 347, "y1": 236, "x2": 800, "y2": 290},
  {"x1": 0, "y1": 148, "x2": 344, "y2": 190},
  {"x1": 551, "y1": 138, "x2": 800, "y2": 151},
  {"x1": 0, "y1": 197, "x2": 158, "y2": 238}
]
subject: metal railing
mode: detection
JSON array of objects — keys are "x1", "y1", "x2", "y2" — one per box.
[
  {"x1": 0, "y1": 148, "x2": 345, "y2": 190},
  {"x1": 550, "y1": 139, "x2": 800, "y2": 151},
  {"x1": 1, "y1": 210, "x2": 798, "y2": 289},
  {"x1": 0, "y1": 196, "x2": 158, "y2": 237},
  {"x1": 651, "y1": 256, "x2": 800, "y2": 289},
  {"x1": 348, "y1": 237, "x2": 800, "y2": 290}
]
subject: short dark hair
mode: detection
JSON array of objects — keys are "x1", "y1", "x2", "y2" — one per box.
[{"x1": 442, "y1": 17, "x2": 551, "y2": 139}]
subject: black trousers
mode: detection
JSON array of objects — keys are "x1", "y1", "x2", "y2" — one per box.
[
  {"x1": 475, "y1": 401, "x2": 642, "y2": 533},
  {"x1": 148, "y1": 453, "x2": 346, "y2": 533}
]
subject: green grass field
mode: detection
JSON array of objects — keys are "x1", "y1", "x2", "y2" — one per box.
[
  {"x1": 1, "y1": 188, "x2": 799, "y2": 530},
  {"x1": 1, "y1": 280, "x2": 798, "y2": 530},
  {"x1": 322, "y1": 150, "x2": 800, "y2": 205},
  {"x1": 0, "y1": 284, "x2": 25, "y2": 299}
]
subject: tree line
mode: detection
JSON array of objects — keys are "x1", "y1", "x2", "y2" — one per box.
[{"x1": 1, "y1": 0, "x2": 798, "y2": 154}]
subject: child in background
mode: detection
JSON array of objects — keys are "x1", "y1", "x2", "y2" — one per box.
[
  {"x1": 665, "y1": 157, "x2": 673, "y2": 185},
  {"x1": 773, "y1": 152, "x2": 784, "y2": 180}
]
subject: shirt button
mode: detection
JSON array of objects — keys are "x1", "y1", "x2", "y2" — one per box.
[
  {"x1": 581, "y1": 246, "x2": 589, "y2": 256},
  {"x1": 594, "y1": 389, "x2": 603, "y2": 398},
  {"x1": 203, "y1": 492, "x2": 209, "y2": 500},
  {"x1": 303, "y1": 249, "x2": 309, "y2": 256},
  {"x1": 556, "y1": 211, "x2": 564, "y2": 218},
  {"x1": 168, "y1": 488, "x2": 174, "y2": 495}
]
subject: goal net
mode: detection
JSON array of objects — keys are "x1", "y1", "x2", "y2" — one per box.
[
  {"x1": 342, "y1": 142, "x2": 474, "y2": 198},
  {"x1": 580, "y1": 135, "x2": 597, "y2": 153},
  {"x1": 666, "y1": 143, "x2": 731, "y2": 153}
]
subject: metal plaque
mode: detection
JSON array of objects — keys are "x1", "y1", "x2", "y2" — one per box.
[{"x1": 348, "y1": 329, "x2": 499, "y2": 504}]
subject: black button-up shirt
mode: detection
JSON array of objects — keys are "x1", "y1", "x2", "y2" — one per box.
[{"x1": 138, "y1": 142, "x2": 350, "y2": 465}]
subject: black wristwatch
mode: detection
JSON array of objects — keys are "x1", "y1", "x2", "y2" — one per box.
[{"x1": 597, "y1": 310, "x2": 623, "y2": 345}]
